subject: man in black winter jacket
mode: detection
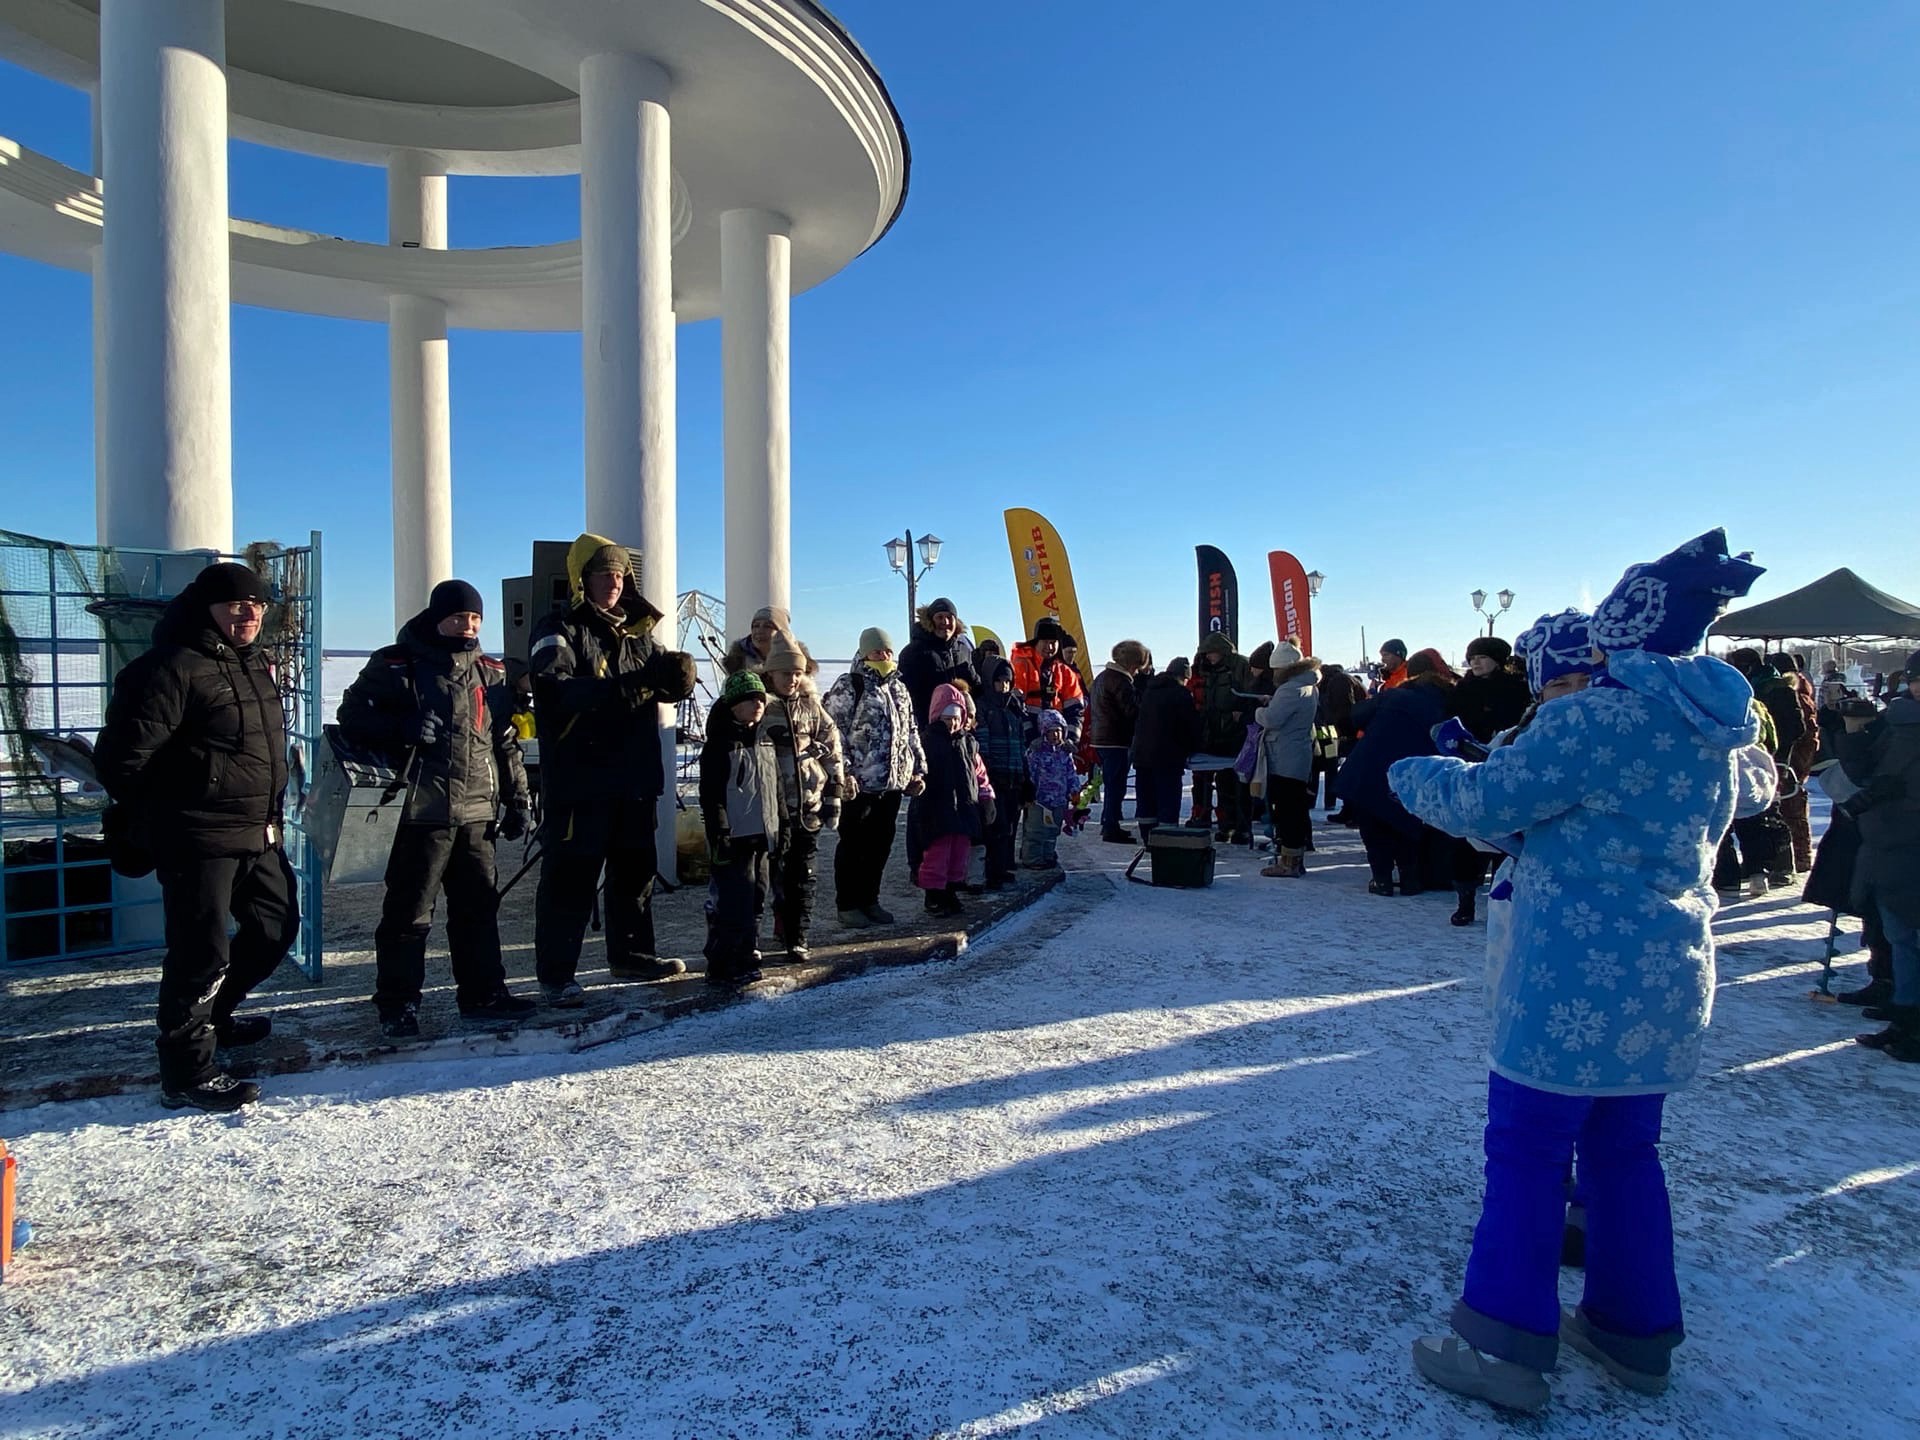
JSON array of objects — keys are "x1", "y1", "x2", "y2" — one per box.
[
  {"x1": 898, "y1": 597, "x2": 980, "y2": 723},
  {"x1": 95, "y1": 563, "x2": 298, "y2": 1112},
  {"x1": 338, "y1": 579, "x2": 537, "y2": 1037},
  {"x1": 529, "y1": 535, "x2": 699, "y2": 1006},
  {"x1": 1089, "y1": 639, "x2": 1147, "y2": 842}
]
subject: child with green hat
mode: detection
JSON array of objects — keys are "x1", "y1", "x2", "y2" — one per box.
[{"x1": 699, "y1": 670, "x2": 781, "y2": 987}]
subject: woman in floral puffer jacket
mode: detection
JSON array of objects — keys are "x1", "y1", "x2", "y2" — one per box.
[{"x1": 1389, "y1": 531, "x2": 1767, "y2": 1415}]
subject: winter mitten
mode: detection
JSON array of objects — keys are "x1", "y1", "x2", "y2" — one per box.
[
  {"x1": 498, "y1": 803, "x2": 531, "y2": 842},
  {"x1": 708, "y1": 826, "x2": 734, "y2": 867},
  {"x1": 1430, "y1": 717, "x2": 1488, "y2": 761},
  {"x1": 979, "y1": 795, "x2": 997, "y2": 828},
  {"x1": 617, "y1": 668, "x2": 655, "y2": 708},
  {"x1": 645, "y1": 650, "x2": 700, "y2": 702},
  {"x1": 818, "y1": 793, "x2": 842, "y2": 829}
]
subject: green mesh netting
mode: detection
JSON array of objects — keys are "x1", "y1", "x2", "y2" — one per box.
[{"x1": 0, "y1": 532, "x2": 312, "y2": 821}]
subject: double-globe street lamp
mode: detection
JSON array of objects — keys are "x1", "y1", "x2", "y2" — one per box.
[
  {"x1": 1472, "y1": 587, "x2": 1516, "y2": 637},
  {"x1": 884, "y1": 530, "x2": 944, "y2": 638}
]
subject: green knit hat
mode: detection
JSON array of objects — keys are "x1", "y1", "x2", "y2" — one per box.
[{"x1": 721, "y1": 670, "x2": 767, "y2": 706}]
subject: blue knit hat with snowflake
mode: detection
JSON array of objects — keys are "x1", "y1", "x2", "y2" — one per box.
[
  {"x1": 1590, "y1": 529, "x2": 1765, "y2": 657},
  {"x1": 1515, "y1": 610, "x2": 1596, "y2": 695}
]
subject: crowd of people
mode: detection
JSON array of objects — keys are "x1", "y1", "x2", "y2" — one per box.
[{"x1": 86, "y1": 525, "x2": 1920, "y2": 1418}]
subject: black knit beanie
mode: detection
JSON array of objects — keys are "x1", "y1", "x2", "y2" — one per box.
[
  {"x1": 193, "y1": 562, "x2": 272, "y2": 605},
  {"x1": 1465, "y1": 636, "x2": 1512, "y2": 666},
  {"x1": 428, "y1": 579, "x2": 485, "y2": 623}
]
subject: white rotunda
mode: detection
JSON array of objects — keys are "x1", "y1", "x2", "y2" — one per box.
[{"x1": 0, "y1": 0, "x2": 910, "y2": 631}]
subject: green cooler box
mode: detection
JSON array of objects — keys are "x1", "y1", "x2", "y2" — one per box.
[{"x1": 1127, "y1": 826, "x2": 1217, "y2": 889}]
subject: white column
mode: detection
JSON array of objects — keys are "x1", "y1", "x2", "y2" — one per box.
[
  {"x1": 580, "y1": 54, "x2": 679, "y2": 874},
  {"x1": 98, "y1": 0, "x2": 232, "y2": 553},
  {"x1": 387, "y1": 150, "x2": 452, "y2": 627},
  {"x1": 721, "y1": 208, "x2": 792, "y2": 629},
  {"x1": 89, "y1": 84, "x2": 108, "y2": 541}
]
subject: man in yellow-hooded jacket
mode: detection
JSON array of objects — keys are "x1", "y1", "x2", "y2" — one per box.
[{"x1": 528, "y1": 534, "x2": 698, "y2": 1005}]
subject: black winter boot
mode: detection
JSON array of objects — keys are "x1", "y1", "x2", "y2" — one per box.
[
  {"x1": 1838, "y1": 978, "x2": 1894, "y2": 1007},
  {"x1": 1857, "y1": 1004, "x2": 1920, "y2": 1051},
  {"x1": 1451, "y1": 885, "x2": 1477, "y2": 927}
]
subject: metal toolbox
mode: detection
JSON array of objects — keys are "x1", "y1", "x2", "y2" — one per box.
[{"x1": 304, "y1": 725, "x2": 409, "y2": 886}]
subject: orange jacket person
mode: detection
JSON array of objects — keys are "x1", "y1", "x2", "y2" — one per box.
[{"x1": 1010, "y1": 617, "x2": 1087, "y2": 742}]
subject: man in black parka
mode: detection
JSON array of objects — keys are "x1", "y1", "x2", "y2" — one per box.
[
  {"x1": 337, "y1": 579, "x2": 537, "y2": 1036},
  {"x1": 528, "y1": 535, "x2": 698, "y2": 1006},
  {"x1": 898, "y1": 597, "x2": 979, "y2": 728},
  {"x1": 95, "y1": 562, "x2": 297, "y2": 1111}
]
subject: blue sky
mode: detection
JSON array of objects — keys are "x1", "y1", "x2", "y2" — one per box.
[{"x1": 4, "y1": 0, "x2": 1918, "y2": 666}]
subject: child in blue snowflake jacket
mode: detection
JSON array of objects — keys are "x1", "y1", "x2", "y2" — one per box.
[{"x1": 1390, "y1": 530, "x2": 1769, "y2": 1414}]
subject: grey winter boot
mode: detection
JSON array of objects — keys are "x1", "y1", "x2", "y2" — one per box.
[
  {"x1": 1560, "y1": 1306, "x2": 1675, "y2": 1396},
  {"x1": 1411, "y1": 1335, "x2": 1550, "y2": 1414}
]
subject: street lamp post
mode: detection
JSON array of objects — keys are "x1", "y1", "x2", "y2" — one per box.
[
  {"x1": 1471, "y1": 587, "x2": 1516, "y2": 637},
  {"x1": 884, "y1": 529, "x2": 943, "y2": 636},
  {"x1": 1306, "y1": 569, "x2": 1325, "y2": 598}
]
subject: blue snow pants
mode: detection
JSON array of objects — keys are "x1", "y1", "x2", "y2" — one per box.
[{"x1": 1453, "y1": 1073, "x2": 1685, "y2": 1375}]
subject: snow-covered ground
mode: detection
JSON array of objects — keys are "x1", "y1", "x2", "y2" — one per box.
[{"x1": 3, "y1": 824, "x2": 1918, "y2": 1439}]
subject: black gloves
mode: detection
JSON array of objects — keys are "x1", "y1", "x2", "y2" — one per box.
[
  {"x1": 979, "y1": 795, "x2": 997, "y2": 828},
  {"x1": 409, "y1": 710, "x2": 446, "y2": 750},
  {"x1": 498, "y1": 803, "x2": 531, "y2": 842},
  {"x1": 708, "y1": 824, "x2": 734, "y2": 867},
  {"x1": 620, "y1": 651, "x2": 698, "y2": 708},
  {"x1": 644, "y1": 650, "x2": 699, "y2": 703},
  {"x1": 818, "y1": 790, "x2": 842, "y2": 830}
]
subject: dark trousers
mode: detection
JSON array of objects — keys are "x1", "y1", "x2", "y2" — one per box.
[
  {"x1": 1095, "y1": 747, "x2": 1132, "y2": 835},
  {"x1": 1453, "y1": 838, "x2": 1492, "y2": 896},
  {"x1": 1714, "y1": 809, "x2": 1789, "y2": 886},
  {"x1": 154, "y1": 848, "x2": 299, "y2": 1087},
  {"x1": 1266, "y1": 776, "x2": 1313, "y2": 850},
  {"x1": 983, "y1": 769, "x2": 1022, "y2": 881},
  {"x1": 1191, "y1": 767, "x2": 1247, "y2": 834},
  {"x1": 1356, "y1": 812, "x2": 1423, "y2": 889},
  {"x1": 374, "y1": 821, "x2": 504, "y2": 1016},
  {"x1": 1136, "y1": 764, "x2": 1186, "y2": 832},
  {"x1": 707, "y1": 837, "x2": 770, "y2": 976},
  {"x1": 1455, "y1": 1073, "x2": 1682, "y2": 1375},
  {"x1": 534, "y1": 823, "x2": 659, "y2": 987},
  {"x1": 1778, "y1": 788, "x2": 1813, "y2": 871},
  {"x1": 772, "y1": 825, "x2": 819, "y2": 947},
  {"x1": 835, "y1": 789, "x2": 903, "y2": 911}
]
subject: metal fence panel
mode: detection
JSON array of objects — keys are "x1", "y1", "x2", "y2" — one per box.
[{"x1": 0, "y1": 531, "x2": 324, "y2": 978}]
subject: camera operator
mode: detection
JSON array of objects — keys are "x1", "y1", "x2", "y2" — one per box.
[{"x1": 529, "y1": 536, "x2": 698, "y2": 1006}]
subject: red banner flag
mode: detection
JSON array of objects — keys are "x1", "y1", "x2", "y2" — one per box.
[{"x1": 1268, "y1": 551, "x2": 1314, "y2": 658}]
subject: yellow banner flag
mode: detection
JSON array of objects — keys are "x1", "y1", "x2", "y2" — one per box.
[{"x1": 1004, "y1": 507, "x2": 1094, "y2": 688}]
